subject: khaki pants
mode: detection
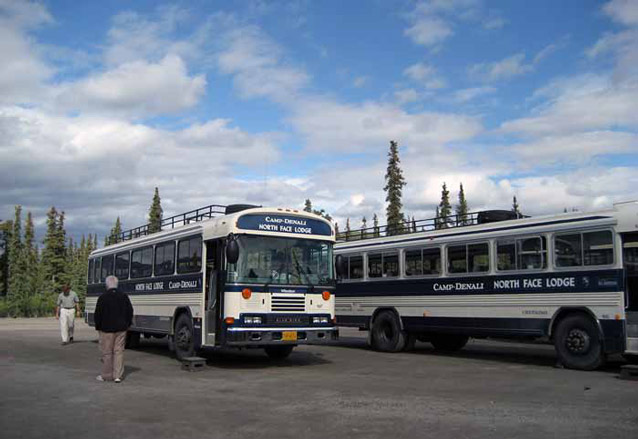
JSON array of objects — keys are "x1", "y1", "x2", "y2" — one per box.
[
  {"x1": 99, "y1": 331, "x2": 127, "y2": 380},
  {"x1": 59, "y1": 308, "x2": 75, "y2": 342}
]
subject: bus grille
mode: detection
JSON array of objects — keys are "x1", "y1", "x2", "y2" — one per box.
[{"x1": 271, "y1": 294, "x2": 305, "y2": 312}]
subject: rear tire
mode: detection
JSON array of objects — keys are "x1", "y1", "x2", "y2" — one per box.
[
  {"x1": 174, "y1": 314, "x2": 195, "y2": 360},
  {"x1": 265, "y1": 345, "x2": 294, "y2": 360},
  {"x1": 431, "y1": 334, "x2": 469, "y2": 352},
  {"x1": 554, "y1": 314, "x2": 604, "y2": 371},
  {"x1": 370, "y1": 310, "x2": 406, "y2": 352}
]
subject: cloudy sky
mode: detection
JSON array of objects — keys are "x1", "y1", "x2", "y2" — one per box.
[{"x1": 1, "y1": 0, "x2": 637, "y2": 243}]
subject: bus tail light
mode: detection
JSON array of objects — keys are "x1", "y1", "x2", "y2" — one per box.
[
  {"x1": 242, "y1": 288, "x2": 252, "y2": 299},
  {"x1": 225, "y1": 317, "x2": 235, "y2": 325},
  {"x1": 322, "y1": 291, "x2": 331, "y2": 301}
]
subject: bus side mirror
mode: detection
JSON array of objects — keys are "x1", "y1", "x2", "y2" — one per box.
[
  {"x1": 335, "y1": 255, "x2": 346, "y2": 278},
  {"x1": 226, "y1": 239, "x2": 239, "y2": 264}
]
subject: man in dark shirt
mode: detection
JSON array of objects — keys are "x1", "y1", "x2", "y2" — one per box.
[{"x1": 94, "y1": 275, "x2": 133, "y2": 383}]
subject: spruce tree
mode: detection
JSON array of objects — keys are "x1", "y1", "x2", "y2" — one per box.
[
  {"x1": 24, "y1": 212, "x2": 41, "y2": 312},
  {"x1": 108, "y1": 217, "x2": 122, "y2": 245},
  {"x1": 8, "y1": 206, "x2": 32, "y2": 316},
  {"x1": 41, "y1": 207, "x2": 67, "y2": 297},
  {"x1": 412, "y1": 216, "x2": 417, "y2": 233},
  {"x1": 304, "y1": 199, "x2": 312, "y2": 213},
  {"x1": 0, "y1": 221, "x2": 11, "y2": 297},
  {"x1": 373, "y1": 214, "x2": 380, "y2": 237},
  {"x1": 512, "y1": 196, "x2": 521, "y2": 217},
  {"x1": 435, "y1": 206, "x2": 441, "y2": 230},
  {"x1": 334, "y1": 223, "x2": 340, "y2": 237},
  {"x1": 456, "y1": 183, "x2": 470, "y2": 226},
  {"x1": 345, "y1": 218, "x2": 351, "y2": 239},
  {"x1": 148, "y1": 187, "x2": 163, "y2": 233},
  {"x1": 438, "y1": 183, "x2": 452, "y2": 229},
  {"x1": 361, "y1": 217, "x2": 368, "y2": 239},
  {"x1": 384, "y1": 140, "x2": 406, "y2": 235}
]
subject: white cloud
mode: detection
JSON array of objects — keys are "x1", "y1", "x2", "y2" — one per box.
[
  {"x1": 500, "y1": 74, "x2": 638, "y2": 135},
  {"x1": 404, "y1": 16, "x2": 453, "y2": 47},
  {"x1": 508, "y1": 131, "x2": 638, "y2": 166},
  {"x1": 403, "y1": 62, "x2": 446, "y2": 89},
  {"x1": 452, "y1": 86, "x2": 496, "y2": 102},
  {"x1": 217, "y1": 26, "x2": 309, "y2": 102},
  {"x1": 54, "y1": 55, "x2": 206, "y2": 117},
  {"x1": 289, "y1": 98, "x2": 483, "y2": 153},
  {"x1": 394, "y1": 88, "x2": 420, "y2": 104},
  {"x1": 603, "y1": 0, "x2": 638, "y2": 26},
  {"x1": 469, "y1": 53, "x2": 533, "y2": 81},
  {"x1": 0, "y1": 1, "x2": 54, "y2": 105},
  {"x1": 483, "y1": 16, "x2": 507, "y2": 30}
]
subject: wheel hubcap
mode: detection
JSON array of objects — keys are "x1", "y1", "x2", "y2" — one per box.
[
  {"x1": 176, "y1": 326, "x2": 191, "y2": 350},
  {"x1": 565, "y1": 328, "x2": 590, "y2": 354}
]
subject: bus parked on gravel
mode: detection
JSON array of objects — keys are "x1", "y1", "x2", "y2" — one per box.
[
  {"x1": 85, "y1": 204, "x2": 337, "y2": 360},
  {"x1": 334, "y1": 201, "x2": 638, "y2": 370}
]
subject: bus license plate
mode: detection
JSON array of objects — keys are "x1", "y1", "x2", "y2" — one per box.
[{"x1": 282, "y1": 331, "x2": 297, "y2": 341}]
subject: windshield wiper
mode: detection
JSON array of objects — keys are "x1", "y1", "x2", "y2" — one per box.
[{"x1": 292, "y1": 252, "x2": 313, "y2": 291}]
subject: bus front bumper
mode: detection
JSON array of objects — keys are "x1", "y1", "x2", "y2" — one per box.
[{"x1": 224, "y1": 326, "x2": 338, "y2": 346}]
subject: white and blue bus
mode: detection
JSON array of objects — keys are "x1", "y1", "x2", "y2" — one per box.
[
  {"x1": 334, "y1": 201, "x2": 638, "y2": 370},
  {"x1": 85, "y1": 204, "x2": 337, "y2": 360}
]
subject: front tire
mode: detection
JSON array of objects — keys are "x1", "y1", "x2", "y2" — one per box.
[
  {"x1": 265, "y1": 345, "x2": 294, "y2": 360},
  {"x1": 370, "y1": 310, "x2": 406, "y2": 352},
  {"x1": 430, "y1": 334, "x2": 469, "y2": 352},
  {"x1": 554, "y1": 314, "x2": 604, "y2": 371},
  {"x1": 174, "y1": 314, "x2": 195, "y2": 360}
]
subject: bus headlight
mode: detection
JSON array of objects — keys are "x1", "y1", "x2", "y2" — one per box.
[
  {"x1": 244, "y1": 316, "x2": 262, "y2": 324},
  {"x1": 313, "y1": 317, "x2": 329, "y2": 324}
]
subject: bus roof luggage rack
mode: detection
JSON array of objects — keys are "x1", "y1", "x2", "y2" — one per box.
[
  {"x1": 225, "y1": 204, "x2": 262, "y2": 215},
  {"x1": 337, "y1": 209, "x2": 526, "y2": 242},
  {"x1": 477, "y1": 210, "x2": 523, "y2": 224},
  {"x1": 112, "y1": 203, "x2": 228, "y2": 245}
]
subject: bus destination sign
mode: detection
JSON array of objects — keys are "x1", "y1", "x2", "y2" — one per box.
[{"x1": 237, "y1": 214, "x2": 332, "y2": 236}]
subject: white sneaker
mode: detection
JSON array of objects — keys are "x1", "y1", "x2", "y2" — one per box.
[
  {"x1": 114, "y1": 378, "x2": 121, "y2": 383},
  {"x1": 96, "y1": 375, "x2": 105, "y2": 382}
]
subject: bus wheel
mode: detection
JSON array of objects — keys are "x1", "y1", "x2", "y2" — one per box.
[
  {"x1": 554, "y1": 314, "x2": 604, "y2": 371},
  {"x1": 430, "y1": 334, "x2": 469, "y2": 352},
  {"x1": 265, "y1": 345, "x2": 294, "y2": 360},
  {"x1": 371, "y1": 310, "x2": 406, "y2": 352},
  {"x1": 125, "y1": 331, "x2": 141, "y2": 349},
  {"x1": 174, "y1": 314, "x2": 195, "y2": 360}
]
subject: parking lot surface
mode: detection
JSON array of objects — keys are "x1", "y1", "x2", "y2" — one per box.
[{"x1": 1, "y1": 318, "x2": 637, "y2": 439}]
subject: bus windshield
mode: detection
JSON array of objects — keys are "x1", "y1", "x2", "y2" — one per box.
[{"x1": 227, "y1": 235, "x2": 334, "y2": 286}]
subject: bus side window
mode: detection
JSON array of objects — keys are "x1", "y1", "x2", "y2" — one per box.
[
  {"x1": 155, "y1": 242, "x2": 176, "y2": 276},
  {"x1": 469, "y1": 243, "x2": 489, "y2": 273},
  {"x1": 555, "y1": 233, "x2": 582, "y2": 267},
  {"x1": 348, "y1": 256, "x2": 363, "y2": 280},
  {"x1": 383, "y1": 252, "x2": 399, "y2": 277},
  {"x1": 101, "y1": 255, "x2": 114, "y2": 282},
  {"x1": 368, "y1": 253, "x2": 382, "y2": 278},
  {"x1": 447, "y1": 245, "x2": 467, "y2": 274},
  {"x1": 178, "y1": 236, "x2": 202, "y2": 274},
  {"x1": 423, "y1": 248, "x2": 441, "y2": 275},
  {"x1": 405, "y1": 250, "x2": 422, "y2": 276},
  {"x1": 583, "y1": 231, "x2": 613, "y2": 266},
  {"x1": 115, "y1": 251, "x2": 130, "y2": 279},
  {"x1": 94, "y1": 258, "x2": 101, "y2": 284}
]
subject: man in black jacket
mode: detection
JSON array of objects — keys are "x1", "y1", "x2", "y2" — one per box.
[{"x1": 94, "y1": 275, "x2": 133, "y2": 383}]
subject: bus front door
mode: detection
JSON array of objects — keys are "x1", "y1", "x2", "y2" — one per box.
[
  {"x1": 623, "y1": 233, "x2": 638, "y2": 312},
  {"x1": 205, "y1": 240, "x2": 223, "y2": 345}
]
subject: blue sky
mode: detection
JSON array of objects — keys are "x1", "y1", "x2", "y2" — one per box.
[{"x1": 1, "y1": 0, "x2": 637, "y2": 242}]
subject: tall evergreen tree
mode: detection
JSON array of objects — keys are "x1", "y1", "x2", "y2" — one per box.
[
  {"x1": 8, "y1": 206, "x2": 30, "y2": 316},
  {"x1": 108, "y1": 217, "x2": 122, "y2": 245},
  {"x1": 24, "y1": 212, "x2": 41, "y2": 306},
  {"x1": 373, "y1": 214, "x2": 380, "y2": 237},
  {"x1": 455, "y1": 183, "x2": 470, "y2": 226},
  {"x1": 384, "y1": 140, "x2": 407, "y2": 235},
  {"x1": 435, "y1": 206, "x2": 441, "y2": 230},
  {"x1": 304, "y1": 199, "x2": 312, "y2": 213},
  {"x1": 345, "y1": 218, "x2": 351, "y2": 238},
  {"x1": 512, "y1": 196, "x2": 521, "y2": 217},
  {"x1": 0, "y1": 220, "x2": 11, "y2": 297},
  {"x1": 438, "y1": 183, "x2": 453, "y2": 229},
  {"x1": 334, "y1": 223, "x2": 340, "y2": 237},
  {"x1": 412, "y1": 216, "x2": 417, "y2": 233},
  {"x1": 41, "y1": 207, "x2": 67, "y2": 296},
  {"x1": 360, "y1": 216, "x2": 368, "y2": 239},
  {"x1": 148, "y1": 187, "x2": 163, "y2": 233}
]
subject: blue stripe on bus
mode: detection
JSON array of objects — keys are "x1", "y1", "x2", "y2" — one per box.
[
  {"x1": 336, "y1": 269, "x2": 624, "y2": 297},
  {"x1": 337, "y1": 215, "x2": 611, "y2": 251}
]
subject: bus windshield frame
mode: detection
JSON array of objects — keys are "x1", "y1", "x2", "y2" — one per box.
[{"x1": 226, "y1": 235, "x2": 334, "y2": 287}]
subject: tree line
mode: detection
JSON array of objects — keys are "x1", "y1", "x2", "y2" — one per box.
[{"x1": 0, "y1": 188, "x2": 165, "y2": 317}]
